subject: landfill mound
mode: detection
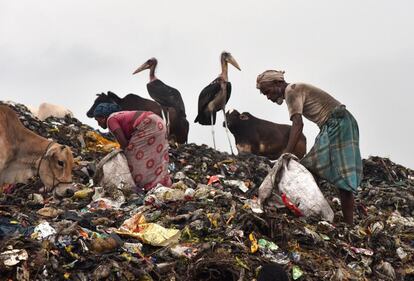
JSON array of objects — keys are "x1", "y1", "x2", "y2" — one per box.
[{"x1": 0, "y1": 101, "x2": 413, "y2": 281}]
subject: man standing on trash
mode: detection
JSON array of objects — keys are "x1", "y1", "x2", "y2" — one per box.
[
  {"x1": 256, "y1": 70, "x2": 362, "y2": 224},
  {"x1": 93, "y1": 103, "x2": 172, "y2": 192}
]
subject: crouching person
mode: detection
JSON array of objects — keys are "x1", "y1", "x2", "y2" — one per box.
[
  {"x1": 93, "y1": 103, "x2": 172, "y2": 192},
  {"x1": 256, "y1": 70, "x2": 362, "y2": 224}
]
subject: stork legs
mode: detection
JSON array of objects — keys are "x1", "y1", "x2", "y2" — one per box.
[
  {"x1": 208, "y1": 111, "x2": 234, "y2": 154},
  {"x1": 166, "y1": 109, "x2": 170, "y2": 136},
  {"x1": 211, "y1": 113, "x2": 216, "y2": 150},
  {"x1": 161, "y1": 108, "x2": 170, "y2": 136},
  {"x1": 222, "y1": 109, "x2": 234, "y2": 155}
]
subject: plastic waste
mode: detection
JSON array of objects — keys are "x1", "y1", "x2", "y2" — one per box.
[
  {"x1": 396, "y1": 247, "x2": 408, "y2": 260},
  {"x1": 73, "y1": 188, "x2": 94, "y2": 199},
  {"x1": 223, "y1": 179, "x2": 249, "y2": 193},
  {"x1": 184, "y1": 188, "x2": 195, "y2": 200},
  {"x1": 370, "y1": 221, "x2": 384, "y2": 237},
  {"x1": 258, "y1": 239, "x2": 279, "y2": 251},
  {"x1": 247, "y1": 198, "x2": 264, "y2": 214},
  {"x1": 89, "y1": 185, "x2": 125, "y2": 209},
  {"x1": 84, "y1": 130, "x2": 120, "y2": 152},
  {"x1": 206, "y1": 213, "x2": 220, "y2": 228},
  {"x1": 292, "y1": 265, "x2": 304, "y2": 280},
  {"x1": 207, "y1": 175, "x2": 221, "y2": 185},
  {"x1": 144, "y1": 185, "x2": 186, "y2": 203},
  {"x1": 193, "y1": 184, "x2": 232, "y2": 200},
  {"x1": 32, "y1": 222, "x2": 56, "y2": 240},
  {"x1": 249, "y1": 233, "x2": 258, "y2": 253},
  {"x1": 350, "y1": 246, "x2": 374, "y2": 256},
  {"x1": 122, "y1": 242, "x2": 143, "y2": 254},
  {"x1": 170, "y1": 244, "x2": 198, "y2": 259},
  {"x1": 258, "y1": 153, "x2": 334, "y2": 222},
  {"x1": 0, "y1": 249, "x2": 28, "y2": 266},
  {"x1": 386, "y1": 211, "x2": 414, "y2": 227},
  {"x1": 269, "y1": 252, "x2": 290, "y2": 265},
  {"x1": 27, "y1": 193, "x2": 44, "y2": 205},
  {"x1": 116, "y1": 212, "x2": 180, "y2": 246},
  {"x1": 290, "y1": 252, "x2": 301, "y2": 262}
]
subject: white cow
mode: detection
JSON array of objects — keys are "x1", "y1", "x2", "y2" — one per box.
[
  {"x1": 25, "y1": 105, "x2": 39, "y2": 117},
  {"x1": 29, "y1": 102, "x2": 74, "y2": 121}
]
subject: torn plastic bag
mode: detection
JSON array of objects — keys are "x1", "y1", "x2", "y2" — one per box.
[
  {"x1": 258, "y1": 153, "x2": 334, "y2": 222},
  {"x1": 89, "y1": 186, "x2": 125, "y2": 209},
  {"x1": 144, "y1": 185, "x2": 186, "y2": 203},
  {"x1": 94, "y1": 149, "x2": 135, "y2": 196}
]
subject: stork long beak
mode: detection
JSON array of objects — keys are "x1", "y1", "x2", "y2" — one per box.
[
  {"x1": 132, "y1": 62, "x2": 150, "y2": 75},
  {"x1": 227, "y1": 55, "x2": 241, "y2": 71}
]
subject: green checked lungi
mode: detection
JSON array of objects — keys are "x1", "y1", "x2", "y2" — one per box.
[{"x1": 300, "y1": 105, "x2": 362, "y2": 193}]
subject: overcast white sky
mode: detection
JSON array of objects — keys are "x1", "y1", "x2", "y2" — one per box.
[{"x1": 1, "y1": 1, "x2": 413, "y2": 168}]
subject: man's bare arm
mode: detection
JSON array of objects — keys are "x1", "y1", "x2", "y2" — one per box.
[{"x1": 284, "y1": 113, "x2": 304, "y2": 154}]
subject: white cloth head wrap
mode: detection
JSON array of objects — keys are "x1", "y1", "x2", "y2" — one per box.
[{"x1": 256, "y1": 70, "x2": 285, "y2": 89}]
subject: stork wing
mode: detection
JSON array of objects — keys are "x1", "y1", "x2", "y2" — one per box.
[
  {"x1": 194, "y1": 78, "x2": 229, "y2": 125},
  {"x1": 147, "y1": 79, "x2": 186, "y2": 116},
  {"x1": 225, "y1": 82, "x2": 232, "y2": 103}
]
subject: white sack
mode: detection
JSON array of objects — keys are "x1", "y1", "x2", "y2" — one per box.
[
  {"x1": 258, "y1": 153, "x2": 334, "y2": 222},
  {"x1": 95, "y1": 149, "x2": 135, "y2": 196}
]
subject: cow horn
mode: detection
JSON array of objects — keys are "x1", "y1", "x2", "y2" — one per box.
[{"x1": 45, "y1": 144, "x2": 55, "y2": 158}]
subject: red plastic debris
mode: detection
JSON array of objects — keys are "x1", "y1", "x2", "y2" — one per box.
[
  {"x1": 281, "y1": 193, "x2": 303, "y2": 217},
  {"x1": 207, "y1": 175, "x2": 221, "y2": 186}
]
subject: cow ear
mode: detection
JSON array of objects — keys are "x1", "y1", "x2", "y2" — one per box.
[
  {"x1": 239, "y1": 114, "x2": 249, "y2": 120},
  {"x1": 60, "y1": 145, "x2": 66, "y2": 151},
  {"x1": 107, "y1": 91, "x2": 117, "y2": 98}
]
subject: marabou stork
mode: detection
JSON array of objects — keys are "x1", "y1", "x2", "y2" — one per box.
[
  {"x1": 194, "y1": 51, "x2": 241, "y2": 153},
  {"x1": 133, "y1": 58, "x2": 186, "y2": 132}
]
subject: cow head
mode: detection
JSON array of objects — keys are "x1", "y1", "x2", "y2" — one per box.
[
  {"x1": 86, "y1": 92, "x2": 121, "y2": 118},
  {"x1": 39, "y1": 143, "x2": 75, "y2": 197},
  {"x1": 224, "y1": 109, "x2": 250, "y2": 131}
]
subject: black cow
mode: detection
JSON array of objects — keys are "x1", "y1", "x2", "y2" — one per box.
[
  {"x1": 224, "y1": 109, "x2": 306, "y2": 160},
  {"x1": 86, "y1": 91, "x2": 189, "y2": 144}
]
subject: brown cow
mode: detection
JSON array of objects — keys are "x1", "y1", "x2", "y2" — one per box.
[
  {"x1": 224, "y1": 109, "x2": 307, "y2": 160},
  {"x1": 0, "y1": 105, "x2": 74, "y2": 197}
]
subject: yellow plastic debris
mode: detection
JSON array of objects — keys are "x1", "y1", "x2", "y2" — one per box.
[
  {"x1": 207, "y1": 213, "x2": 220, "y2": 228},
  {"x1": 249, "y1": 233, "x2": 258, "y2": 253},
  {"x1": 65, "y1": 245, "x2": 80, "y2": 259},
  {"x1": 84, "y1": 131, "x2": 120, "y2": 152},
  {"x1": 73, "y1": 188, "x2": 94, "y2": 199},
  {"x1": 116, "y1": 213, "x2": 180, "y2": 247}
]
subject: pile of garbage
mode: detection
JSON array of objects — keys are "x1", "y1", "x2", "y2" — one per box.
[{"x1": 1, "y1": 101, "x2": 413, "y2": 280}]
